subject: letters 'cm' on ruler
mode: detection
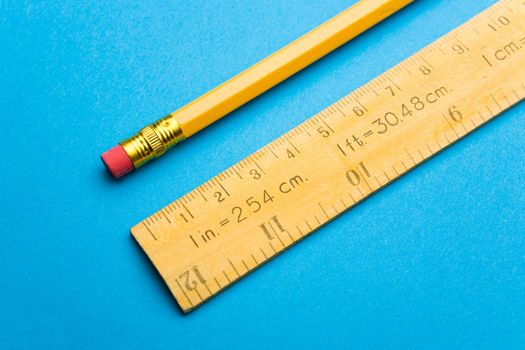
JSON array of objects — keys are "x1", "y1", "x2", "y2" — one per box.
[{"x1": 131, "y1": 0, "x2": 525, "y2": 312}]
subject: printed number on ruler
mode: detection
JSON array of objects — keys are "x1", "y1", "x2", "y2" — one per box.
[{"x1": 132, "y1": 0, "x2": 525, "y2": 312}]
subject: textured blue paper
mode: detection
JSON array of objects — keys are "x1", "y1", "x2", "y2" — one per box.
[{"x1": 1, "y1": 0, "x2": 524, "y2": 348}]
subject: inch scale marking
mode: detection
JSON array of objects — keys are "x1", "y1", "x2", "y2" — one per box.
[{"x1": 131, "y1": 0, "x2": 525, "y2": 312}]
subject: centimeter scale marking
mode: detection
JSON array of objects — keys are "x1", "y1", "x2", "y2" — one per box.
[{"x1": 131, "y1": 0, "x2": 525, "y2": 312}]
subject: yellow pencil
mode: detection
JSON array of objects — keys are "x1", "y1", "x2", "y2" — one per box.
[{"x1": 101, "y1": 0, "x2": 414, "y2": 178}]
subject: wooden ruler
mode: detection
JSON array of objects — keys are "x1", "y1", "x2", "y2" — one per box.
[{"x1": 131, "y1": 0, "x2": 525, "y2": 312}]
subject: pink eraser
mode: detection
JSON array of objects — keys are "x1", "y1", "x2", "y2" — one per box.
[{"x1": 101, "y1": 145, "x2": 134, "y2": 179}]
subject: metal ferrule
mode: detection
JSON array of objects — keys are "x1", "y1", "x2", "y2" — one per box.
[{"x1": 121, "y1": 114, "x2": 185, "y2": 168}]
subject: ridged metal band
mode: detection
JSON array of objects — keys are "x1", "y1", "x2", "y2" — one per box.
[{"x1": 121, "y1": 115, "x2": 186, "y2": 168}]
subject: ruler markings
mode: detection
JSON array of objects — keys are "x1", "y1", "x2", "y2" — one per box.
[
  {"x1": 459, "y1": 118, "x2": 469, "y2": 133},
  {"x1": 468, "y1": 115, "x2": 478, "y2": 128},
  {"x1": 402, "y1": 62, "x2": 415, "y2": 75},
  {"x1": 284, "y1": 230, "x2": 295, "y2": 242},
  {"x1": 222, "y1": 270, "x2": 231, "y2": 284},
  {"x1": 391, "y1": 164, "x2": 400, "y2": 177},
  {"x1": 504, "y1": 93, "x2": 512, "y2": 107},
  {"x1": 374, "y1": 176, "x2": 382, "y2": 188},
  {"x1": 400, "y1": 160, "x2": 408, "y2": 172},
  {"x1": 386, "y1": 75, "x2": 401, "y2": 91},
  {"x1": 318, "y1": 202, "x2": 329, "y2": 219},
  {"x1": 241, "y1": 259, "x2": 249, "y2": 272},
  {"x1": 319, "y1": 116, "x2": 335, "y2": 133},
  {"x1": 271, "y1": 224, "x2": 285, "y2": 247},
  {"x1": 181, "y1": 202, "x2": 194, "y2": 219},
  {"x1": 331, "y1": 203, "x2": 339, "y2": 215},
  {"x1": 453, "y1": 32, "x2": 471, "y2": 51},
  {"x1": 268, "y1": 241, "x2": 277, "y2": 254},
  {"x1": 175, "y1": 279, "x2": 193, "y2": 307},
  {"x1": 441, "y1": 113, "x2": 460, "y2": 138},
  {"x1": 513, "y1": 88, "x2": 521, "y2": 101},
  {"x1": 339, "y1": 197, "x2": 348, "y2": 210},
  {"x1": 143, "y1": 223, "x2": 157, "y2": 241},
  {"x1": 275, "y1": 227, "x2": 289, "y2": 247},
  {"x1": 437, "y1": 134, "x2": 448, "y2": 148},
  {"x1": 202, "y1": 280, "x2": 212, "y2": 296},
  {"x1": 228, "y1": 259, "x2": 240, "y2": 277},
  {"x1": 259, "y1": 247, "x2": 268, "y2": 260},
  {"x1": 304, "y1": 219, "x2": 313, "y2": 232},
  {"x1": 218, "y1": 181, "x2": 230, "y2": 197},
  {"x1": 196, "y1": 187, "x2": 208, "y2": 201},
  {"x1": 359, "y1": 169, "x2": 374, "y2": 192},
  {"x1": 130, "y1": 1, "x2": 525, "y2": 312},
  {"x1": 160, "y1": 209, "x2": 171, "y2": 224},
  {"x1": 417, "y1": 149, "x2": 425, "y2": 161},
  {"x1": 348, "y1": 191, "x2": 356, "y2": 204},
  {"x1": 405, "y1": 149, "x2": 416, "y2": 166},
  {"x1": 288, "y1": 139, "x2": 301, "y2": 154},
  {"x1": 383, "y1": 170, "x2": 391, "y2": 182},
  {"x1": 490, "y1": 93, "x2": 503, "y2": 111}
]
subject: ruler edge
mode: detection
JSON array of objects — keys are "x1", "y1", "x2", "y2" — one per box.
[
  {"x1": 130, "y1": 0, "x2": 524, "y2": 312},
  {"x1": 132, "y1": 94, "x2": 523, "y2": 313},
  {"x1": 130, "y1": 0, "x2": 512, "y2": 234}
]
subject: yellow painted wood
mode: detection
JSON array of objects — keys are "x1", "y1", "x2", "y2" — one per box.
[
  {"x1": 174, "y1": 0, "x2": 414, "y2": 136},
  {"x1": 131, "y1": 0, "x2": 525, "y2": 313},
  {"x1": 117, "y1": 0, "x2": 414, "y2": 172}
]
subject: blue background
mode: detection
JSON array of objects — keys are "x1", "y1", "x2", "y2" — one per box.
[{"x1": 2, "y1": 0, "x2": 524, "y2": 348}]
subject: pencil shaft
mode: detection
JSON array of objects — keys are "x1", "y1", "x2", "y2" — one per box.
[
  {"x1": 101, "y1": 0, "x2": 413, "y2": 178},
  {"x1": 174, "y1": 0, "x2": 414, "y2": 136}
]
